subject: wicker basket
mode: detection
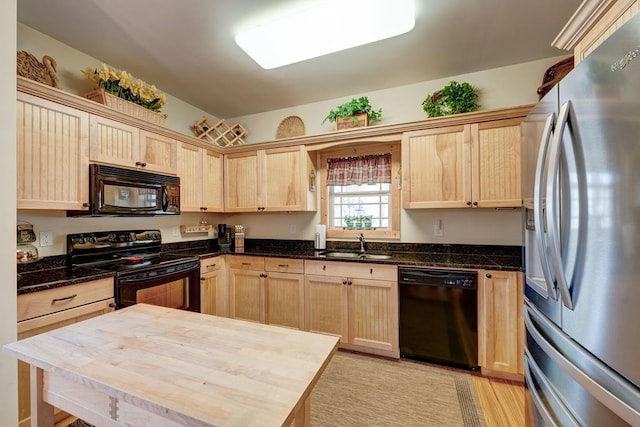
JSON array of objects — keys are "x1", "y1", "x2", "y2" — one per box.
[
  {"x1": 336, "y1": 113, "x2": 368, "y2": 130},
  {"x1": 85, "y1": 89, "x2": 167, "y2": 125}
]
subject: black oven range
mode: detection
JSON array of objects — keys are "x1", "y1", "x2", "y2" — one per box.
[{"x1": 67, "y1": 230, "x2": 200, "y2": 312}]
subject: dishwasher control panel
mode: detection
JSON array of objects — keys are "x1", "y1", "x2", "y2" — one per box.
[
  {"x1": 443, "y1": 278, "x2": 475, "y2": 287},
  {"x1": 398, "y1": 267, "x2": 477, "y2": 290}
]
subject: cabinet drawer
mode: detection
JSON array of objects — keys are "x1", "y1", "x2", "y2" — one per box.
[
  {"x1": 265, "y1": 257, "x2": 304, "y2": 274},
  {"x1": 17, "y1": 278, "x2": 114, "y2": 322},
  {"x1": 201, "y1": 256, "x2": 224, "y2": 273},
  {"x1": 304, "y1": 260, "x2": 397, "y2": 281},
  {"x1": 227, "y1": 255, "x2": 265, "y2": 271}
]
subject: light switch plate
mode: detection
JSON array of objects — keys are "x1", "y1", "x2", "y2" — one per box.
[{"x1": 433, "y1": 220, "x2": 443, "y2": 237}]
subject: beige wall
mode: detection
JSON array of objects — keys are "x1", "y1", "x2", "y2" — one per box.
[
  {"x1": 16, "y1": 22, "x2": 543, "y2": 254},
  {"x1": 2, "y1": 2, "x2": 18, "y2": 425},
  {"x1": 16, "y1": 210, "x2": 230, "y2": 257},
  {"x1": 224, "y1": 208, "x2": 523, "y2": 246},
  {"x1": 17, "y1": 23, "x2": 219, "y2": 135},
  {"x1": 229, "y1": 56, "x2": 568, "y2": 143}
]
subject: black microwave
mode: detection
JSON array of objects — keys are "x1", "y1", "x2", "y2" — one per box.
[{"x1": 84, "y1": 164, "x2": 180, "y2": 216}]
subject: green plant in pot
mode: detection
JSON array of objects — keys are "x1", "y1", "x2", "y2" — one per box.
[
  {"x1": 344, "y1": 215, "x2": 356, "y2": 230},
  {"x1": 422, "y1": 81, "x2": 479, "y2": 117},
  {"x1": 322, "y1": 96, "x2": 382, "y2": 127}
]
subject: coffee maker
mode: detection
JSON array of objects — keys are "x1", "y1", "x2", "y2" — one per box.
[{"x1": 217, "y1": 224, "x2": 232, "y2": 252}]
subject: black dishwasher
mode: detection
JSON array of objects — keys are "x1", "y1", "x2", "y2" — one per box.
[{"x1": 398, "y1": 267, "x2": 478, "y2": 371}]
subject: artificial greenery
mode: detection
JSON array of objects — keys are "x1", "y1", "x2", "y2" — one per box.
[
  {"x1": 422, "y1": 81, "x2": 479, "y2": 117},
  {"x1": 344, "y1": 215, "x2": 373, "y2": 230},
  {"x1": 322, "y1": 96, "x2": 382, "y2": 124}
]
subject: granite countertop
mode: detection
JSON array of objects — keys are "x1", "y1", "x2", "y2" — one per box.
[
  {"x1": 17, "y1": 239, "x2": 523, "y2": 295},
  {"x1": 167, "y1": 239, "x2": 523, "y2": 271}
]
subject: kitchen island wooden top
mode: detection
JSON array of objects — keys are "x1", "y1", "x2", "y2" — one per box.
[{"x1": 4, "y1": 303, "x2": 339, "y2": 426}]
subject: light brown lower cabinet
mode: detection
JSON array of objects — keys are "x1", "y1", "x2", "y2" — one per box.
[
  {"x1": 200, "y1": 256, "x2": 227, "y2": 317},
  {"x1": 16, "y1": 278, "x2": 114, "y2": 427},
  {"x1": 228, "y1": 256, "x2": 265, "y2": 323},
  {"x1": 304, "y1": 260, "x2": 399, "y2": 358},
  {"x1": 477, "y1": 269, "x2": 524, "y2": 379},
  {"x1": 227, "y1": 256, "x2": 305, "y2": 329},
  {"x1": 264, "y1": 258, "x2": 305, "y2": 329}
]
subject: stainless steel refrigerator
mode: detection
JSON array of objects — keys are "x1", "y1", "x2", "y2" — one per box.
[{"x1": 522, "y1": 13, "x2": 640, "y2": 426}]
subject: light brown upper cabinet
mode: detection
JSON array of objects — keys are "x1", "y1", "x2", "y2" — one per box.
[
  {"x1": 224, "y1": 146, "x2": 316, "y2": 212},
  {"x1": 178, "y1": 142, "x2": 223, "y2": 212},
  {"x1": 89, "y1": 115, "x2": 177, "y2": 174},
  {"x1": 557, "y1": 0, "x2": 639, "y2": 65},
  {"x1": 402, "y1": 118, "x2": 522, "y2": 209},
  {"x1": 17, "y1": 92, "x2": 89, "y2": 210}
]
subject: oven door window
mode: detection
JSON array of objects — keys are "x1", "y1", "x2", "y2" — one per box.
[
  {"x1": 136, "y1": 279, "x2": 188, "y2": 309},
  {"x1": 100, "y1": 181, "x2": 161, "y2": 212},
  {"x1": 116, "y1": 264, "x2": 201, "y2": 312}
]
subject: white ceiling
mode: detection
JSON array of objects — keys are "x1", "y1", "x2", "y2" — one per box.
[{"x1": 17, "y1": 0, "x2": 581, "y2": 119}]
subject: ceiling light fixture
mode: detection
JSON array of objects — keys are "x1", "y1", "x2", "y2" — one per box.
[{"x1": 235, "y1": 0, "x2": 415, "y2": 69}]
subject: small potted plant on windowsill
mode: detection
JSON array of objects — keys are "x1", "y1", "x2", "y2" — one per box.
[
  {"x1": 322, "y1": 96, "x2": 382, "y2": 130},
  {"x1": 362, "y1": 215, "x2": 373, "y2": 230},
  {"x1": 344, "y1": 215, "x2": 356, "y2": 230}
]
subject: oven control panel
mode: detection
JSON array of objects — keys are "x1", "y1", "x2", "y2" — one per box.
[{"x1": 68, "y1": 230, "x2": 162, "y2": 251}]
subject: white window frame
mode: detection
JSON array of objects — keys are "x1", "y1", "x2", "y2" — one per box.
[{"x1": 319, "y1": 142, "x2": 401, "y2": 240}]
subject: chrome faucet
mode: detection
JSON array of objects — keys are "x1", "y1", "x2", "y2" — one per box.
[{"x1": 358, "y1": 233, "x2": 367, "y2": 254}]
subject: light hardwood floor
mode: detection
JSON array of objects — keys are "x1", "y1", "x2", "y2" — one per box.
[{"x1": 472, "y1": 375, "x2": 525, "y2": 426}]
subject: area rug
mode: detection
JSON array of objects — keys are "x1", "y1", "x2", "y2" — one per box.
[{"x1": 310, "y1": 351, "x2": 486, "y2": 427}]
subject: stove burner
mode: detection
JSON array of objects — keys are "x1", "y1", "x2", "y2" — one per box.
[
  {"x1": 122, "y1": 256, "x2": 144, "y2": 264},
  {"x1": 119, "y1": 260, "x2": 152, "y2": 269}
]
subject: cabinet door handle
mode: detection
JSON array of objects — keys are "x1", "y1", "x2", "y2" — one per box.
[
  {"x1": 207, "y1": 264, "x2": 216, "y2": 269},
  {"x1": 82, "y1": 202, "x2": 90, "y2": 208},
  {"x1": 278, "y1": 264, "x2": 288, "y2": 268},
  {"x1": 485, "y1": 273, "x2": 492, "y2": 279},
  {"x1": 473, "y1": 201, "x2": 478, "y2": 206},
  {"x1": 52, "y1": 294, "x2": 77, "y2": 303},
  {"x1": 342, "y1": 280, "x2": 347, "y2": 285},
  {"x1": 466, "y1": 201, "x2": 472, "y2": 206},
  {"x1": 323, "y1": 265, "x2": 326, "y2": 271},
  {"x1": 200, "y1": 277, "x2": 205, "y2": 281},
  {"x1": 347, "y1": 280, "x2": 353, "y2": 286},
  {"x1": 242, "y1": 262, "x2": 251, "y2": 266}
]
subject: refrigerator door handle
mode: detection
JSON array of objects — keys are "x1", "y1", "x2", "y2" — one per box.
[
  {"x1": 545, "y1": 101, "x2": 576, "y2": 310},
  {"x1": 532, "y1": 112, "x2": 558, "y2": 299},
  {"x1": 526, "y1": 304, "x2": 640, "y2": 425},
  {"x1": 525, "y1": 350, "x2": 580, "y2": 427}
]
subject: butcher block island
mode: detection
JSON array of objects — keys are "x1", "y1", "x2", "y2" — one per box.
[{"x1": 3, "y1": 304, "x2": 339, "y2": 427}]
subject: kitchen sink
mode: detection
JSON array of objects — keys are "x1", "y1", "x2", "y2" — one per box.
[
  {"x1": 323, "y1": 251, "x2": 361, "y2": 258},
  {"x1": 322, "y1": 251, "x2": 392, "y2": 260},
  {"x1": 361, "y1": 253, "x2": 392, "y2": 260}
]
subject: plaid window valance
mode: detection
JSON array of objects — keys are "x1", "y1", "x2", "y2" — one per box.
[{"x1": 326, "y1": 153, "x2": 392, "y2": 186}]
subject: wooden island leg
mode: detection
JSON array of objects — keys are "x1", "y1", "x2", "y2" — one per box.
[
  {"x1": 294, "y1": 398, "x2": 310, "y2": 427},
  {"x1": 30, "y1": 366, "x2": 54, "y2": 427}
]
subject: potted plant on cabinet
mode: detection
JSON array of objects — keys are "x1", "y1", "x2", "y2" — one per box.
[
  {"x1": 422, "y1": 81, "x2": 479, "y2": 117},
  {"x1": 322, "y1": 96, "x2": 382, "y2": 130}
]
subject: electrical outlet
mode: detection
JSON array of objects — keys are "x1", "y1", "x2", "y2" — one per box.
[
  {"x1": 289, "y1": 224, "x2": 296, "y2": 234},
  {"x1": 39, "y1": 231, "x2": 53, "y2": 247},
  {"x1": 433, "y1": 220, "x2": 444, "y2": 237},
  {"x1": 172, "y1": 226, "x2": 180, "y2": 237}
]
